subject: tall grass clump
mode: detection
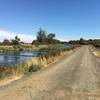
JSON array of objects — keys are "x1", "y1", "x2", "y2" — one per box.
[
  {"x1": 38, "y1": 46, "x2": 64, "y2": 64},
  {"x1": 0, "y1": 65, "x2": 18, "y2": 79},
  {"x1": 24, "y1": 64, "x2": 42, "y2": 76}
]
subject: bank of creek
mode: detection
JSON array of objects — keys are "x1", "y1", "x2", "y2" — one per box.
[{"x1": 0, "y1": 44, "x2": 75, "y2": 85}]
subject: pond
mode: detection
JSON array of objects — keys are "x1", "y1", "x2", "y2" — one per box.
[
  {"x1": 0, "y1": 44, "x2": 73, "y2": 65},
  {"x1": 0, "y1": 51, "x2": 39, "y2": 65},
  {"x1": 55, "y1": 44, "x2": 73, "y2": 49}
]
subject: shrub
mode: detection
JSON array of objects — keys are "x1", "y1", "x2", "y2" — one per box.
[{"x1": 29, "y1": 65, "x2": 41, "y2": 72}]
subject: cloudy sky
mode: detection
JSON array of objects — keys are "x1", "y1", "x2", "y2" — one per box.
[
  {"x1": 0, "y1": 30, "x2": 34, "y2": 43},
  {"x1": 0, "y1": 0, "x2": 100, "y2": 43}
]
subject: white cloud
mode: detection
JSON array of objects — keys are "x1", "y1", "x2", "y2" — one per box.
[
  {"x1": 56, "y1": 37, "x2": 68, "y2": 42},
  {"x1": 0, "y1": 30, "x2": 34, "y2": 43}
]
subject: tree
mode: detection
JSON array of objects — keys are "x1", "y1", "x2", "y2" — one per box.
[
  {"x1": 32, "y1": 28, "x2": 61, "y2": 45},
  {"x1": 2, "y1": 39, "x2": 11, "y2": 45},
  {"x1": 79, "y1": 38, "x2": 87, "y2": 45},
  {"x1": 11, "y1": 36, "x2": 21, "y2": 45},
  {"x1": 47, "y1": 33, "x2": 55, "y2": 39},
  {"x1": 47, "y1": 33, "x2": 55, "y2": 44},
  {"x1": 36, "y1": 28, "x2": 47, "y2": 44}
]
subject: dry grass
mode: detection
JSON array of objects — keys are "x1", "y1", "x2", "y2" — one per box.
[
  {"x1": 0, "y1": 45, "x2": 49, "y2": 52},
  {"x1": 92, "y1": 46, "x2": 100, "y2": 57}
]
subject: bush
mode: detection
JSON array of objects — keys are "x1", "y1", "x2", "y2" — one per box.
[
  {"x1": 29, "y1": 65, "x2": 41, "y2": 72},
  {"x1": 39, "y1": 47, "x2": 62, "y2": 60},
  {"x1": 24, "y1": 65, "x2": 42, "y2": 76}
]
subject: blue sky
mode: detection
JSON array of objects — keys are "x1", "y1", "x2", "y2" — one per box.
[{"x1": 0, "y1": 0, "x2": 100, "y2": 42}]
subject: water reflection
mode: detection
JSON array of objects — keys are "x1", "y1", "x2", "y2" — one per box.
[{"x1": 0, "y1": 51, "x2": 39, "y2": 65}]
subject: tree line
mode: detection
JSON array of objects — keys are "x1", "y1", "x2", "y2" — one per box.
[
  {"x1": 69, "y1": 38, "x2": 100, "y2": 47},
  {"x1": 0, "y1": 28, "x2": 61, "y2": 45},
  {"x1": 0, "y1": 36, "x2": 21, "y2": 45},
  {"x1": 0, "y1": 28, "x2": 100, "y2": 47}
]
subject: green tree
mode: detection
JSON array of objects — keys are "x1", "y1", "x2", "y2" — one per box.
[
  {"x1": 47, "y1": 33, "x2": 55, "y2": 44},
  {"x1": 11, "y1": 36, "x2": 20, "y2": 45},
  {"x1": 32, "y1": 28, "x2": 60, "y2": 45},
  {"x1": 79, "y1": 38, "x2": 87, "y2": 45},
  {"x1": 36, "y1": 28, "x2": 46, "y2": 44},
  {"x1": 2, "y1": 39, "x2": 11, "y2": 45}
]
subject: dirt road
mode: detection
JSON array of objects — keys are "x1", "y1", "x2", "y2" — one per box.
[{"x1": 0, "y1": 46, "x2": 100, "y2": 100}]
